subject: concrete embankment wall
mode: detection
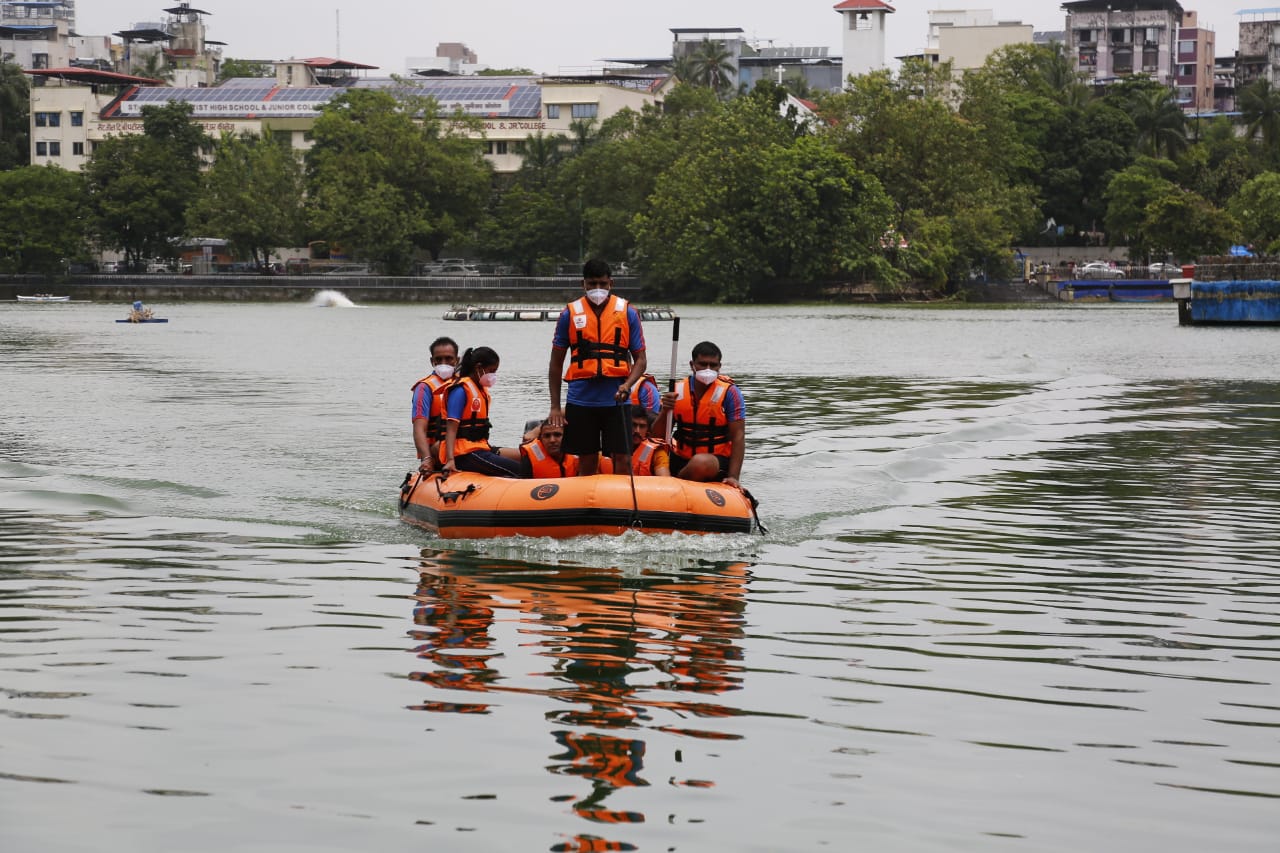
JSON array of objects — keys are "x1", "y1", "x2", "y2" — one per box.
[{"x1": 1, "y1": 275, "x2": 641, "y2": 304}]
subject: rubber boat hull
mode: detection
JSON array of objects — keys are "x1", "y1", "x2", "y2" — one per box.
[
  {"x1": 115, "y1": 318, "x2": 169, "y2": 323},
  {"x1": 17, "y1": 295, "x2": 70, "y2": 302},
  {"x1": 399, "y1": 471, "x2": 755, "y2": 538}
]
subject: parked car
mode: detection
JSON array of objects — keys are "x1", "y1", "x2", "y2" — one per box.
[
  {"x1": 100, "y1": 261, "x2": 122, "y2": 274},
  {"x1": 1078, "y1": 261, "x2": 1124, "y2": 280},
  {"x1": 426, "y1": 264, "x2": 480, "y2": 276},
  {"x1": 1147, "y1": 262, "x2": 1181, "y2": 277}
]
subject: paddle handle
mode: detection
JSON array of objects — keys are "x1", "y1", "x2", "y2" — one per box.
[{"x1": 665, "y1": 317, "x2": 680, "y2": 445}]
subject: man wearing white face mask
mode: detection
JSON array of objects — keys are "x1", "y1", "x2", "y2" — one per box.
[
  {"x1": 658, "y1": 341, "x2": 746, "y2": 489},
  {"x1": 411, "y1": 336, "x2": 459, "y2": 473},
  {"x1": 546, "y1": 258, "x2": 648, "y2": 476}
]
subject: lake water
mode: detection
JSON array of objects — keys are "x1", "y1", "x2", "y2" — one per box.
[{"x1": 2, "y1": 298, "x2": 1278, "y2": 852}]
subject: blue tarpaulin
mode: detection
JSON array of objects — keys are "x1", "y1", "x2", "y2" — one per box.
[{"x1": 1228, "y1": 245, "x2": 1254, "y2": 256}]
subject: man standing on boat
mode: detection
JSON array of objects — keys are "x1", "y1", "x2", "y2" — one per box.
[{"x1": 546, "y1": 258, "x2": 648, "y2": 476}]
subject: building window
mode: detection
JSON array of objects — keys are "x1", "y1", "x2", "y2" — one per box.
[
  {"x1": 35, "y1": 111, "x2": 61, "y2": 127},
  {"x1": 73, "y1": 141, "x2": 85, "y2": 155},
  {"x1": 571, "y1": 103, "x2": 598, "y2": 119},
  {"x1": 1110, "y1": 28, "x2": 1131, "y2": 44},
  {"x1": 1178, "y1": 40, "x2": 1195, "y2": 54},
  {"x1": 70, "y1": 111, "x2": 83, "y2": 127},
  {"x1": 493, "y1": 140, "x2": 508, "y2": 155},
  {"x1": 36, "y1": 142, "x2": 47, "y2": 156},
  {"x1": 1076, "y1": 29, "x2": 1096, "y2": 44},
  {"x1": 1144, "y1": 27, "x2": 1160, "y2": 44},
  {"x1": 546, "y1": 104, "x2": 560, "y2": 119},
  {"x1": 48, "y1": 141, "x2": 60, "y2": 156},
  {"x1": 1142, "y1": 49, "x2": 1159, "y2": 72}
]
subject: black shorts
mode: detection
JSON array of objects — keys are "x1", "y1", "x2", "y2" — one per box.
[
  {"x1": 563, "y1": 403, "x2": 630, "y2": 456},
  {"x1": 669, "y1": 453, "x2": 729, "y2": 481}
]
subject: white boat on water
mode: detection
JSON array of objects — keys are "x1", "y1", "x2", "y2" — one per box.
[{"x1": 16, "y1": 294, "x2": 70, "y2": 303}]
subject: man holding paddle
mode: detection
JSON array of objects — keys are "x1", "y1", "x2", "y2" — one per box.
[{"x1": 546, "y1": 258, "x2": 648, "y2": 477}]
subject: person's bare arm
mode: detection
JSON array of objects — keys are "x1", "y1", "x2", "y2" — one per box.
[{"x1": 547, "y1": 347, "x2": 568, "y2": 427}]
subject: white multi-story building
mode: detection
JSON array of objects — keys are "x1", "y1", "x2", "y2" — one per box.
[{"x1": 27, "y1": 69, "x2": 673, "y2": 174}]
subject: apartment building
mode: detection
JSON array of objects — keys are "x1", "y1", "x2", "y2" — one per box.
[{"x1": 1063, "y1": 0, "x2": 1185, "y2": 90}]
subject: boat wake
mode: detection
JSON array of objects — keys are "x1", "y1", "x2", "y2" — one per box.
[{"x1": 310, "y1": 289, "x2": 358, "y2": 308}]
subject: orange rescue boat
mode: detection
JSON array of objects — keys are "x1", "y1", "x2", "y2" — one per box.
[{"x1": 398, "y1": 471, "x2": 762, "y2": 539}]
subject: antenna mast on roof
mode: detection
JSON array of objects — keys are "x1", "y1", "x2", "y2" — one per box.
[{"x1": 336, "y1": 9, "x2": 340, "y2": 58}]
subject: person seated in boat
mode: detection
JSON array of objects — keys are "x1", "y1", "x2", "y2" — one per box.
[
  {"x1": 546, "y1": 258, "x2": 649, "y2": 478},
  {"x1": 440, "y1": 346, "x2": 523, "y2": 478},
  {"x1": 657, "y1": 341, "x2": 745, "y2": 488},
  {"x1": 519, "y1": 420, "x2": 580, "y2": 478},
  {"x1": 599, "y1": 405, "x2": 671, "y2": 476},
  {"x1": 127, "y1": 300, "x2": 154, "y2": 323},
  {"x1": 629, "y1": 370, "x2": 662, "y2": 417},
  {"x1": 411, "y1": 336, "x2": 459, "y2": 473}
]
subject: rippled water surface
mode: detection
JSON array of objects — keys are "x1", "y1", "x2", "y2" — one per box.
[{"x1": 2, "y1": 299, "x2": 1278, "y2": 852}]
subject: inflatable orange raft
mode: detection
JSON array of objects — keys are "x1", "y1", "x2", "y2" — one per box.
[{"x1": 398, "y1": 471, "x2": 761, "y2": 539}]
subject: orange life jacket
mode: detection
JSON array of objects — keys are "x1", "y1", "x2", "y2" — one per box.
[
  {"x1": 449, "y1": 376, "x2": 492, "y2": 456},
  {"x1": 598, "y1": 438, "x2": 666, "y2": 476},
  {"x1": 411, "y1": 373, "x2": 451, "y2": 441},
  {"x1": 629, "y1": 373, "x2": 660, "y2": 410},
  {"x1": 521, "y1": 439, "x2": 580, "y2": 478},
  {"x1": 670, "y1": 375, "x2": 736, "y2": 459},
  {"x1": 563, "y1": 295, "x2": 633, "y2": 381}
]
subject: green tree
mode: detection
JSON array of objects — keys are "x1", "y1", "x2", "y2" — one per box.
[
  {"x1": 187, "y1": 129, "x2": 305, "y2": 266},
  {"x1": 633, "y1": 93, "x2": 895, "y2": 301},
  {"x1": 1239, "y1": 78, "x2": 1280, "y2": 167},
  {"x1": 820, "y1": 66, "x2": 1034, "y2": 285},
  {"x1": 217, "y1": 58, "x2": 273, "y2": 82},
  {"x1": 1142, "y1": 190, "x2": 1237, "y2": 260},
  {"x1": 1102, "y1": 159, "x2": 1179, "y2": 258},
  {"x1": 133, "y1": 49, "x2": 174, "y2": 83},
  {"x1": 84, "y1": 101, "x2": 209, "y2": 269},
  {"x1": 1105, "y1": 79, "x2": 1186, "y2": 160},
  {"x1": 304, "y1": 88, "x2": 490, "y2": 273},
  {"x1": 1227, "y1": 171, "x2": 1280, "y2": 253},
  {"x1": 688, "y1": 39, "x2": 736, "y2": 96},
  {"x1": 478, "y1": 67, "x2": 534, "y2": 76},
  {"x1": 0, "y1": 165, "x2": 89, "y2": 275},
  {"x1": 0, "y1": 59, "x2": 30, "y2": 170}
]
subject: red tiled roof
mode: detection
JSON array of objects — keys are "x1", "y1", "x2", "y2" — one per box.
[
  {"x1": 298, "y1": 57, "x2": 379, "y2": 70},
  {"x1": 832, "y1": 0, "x2": 896, "y2": 11},
  {"x1": 24, "y1": 67, "x2": 164, "y2": 85}
]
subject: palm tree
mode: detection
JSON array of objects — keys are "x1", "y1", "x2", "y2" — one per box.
[
  {"x1": 133, "y1": 48, "x2": 174, "y2": 83},
  {"x1": 689, "y1": 39, "x2": 736, "y2": 96},
  {"x1": 1239, "y1": 78, "x2": 1280, "y2": 156},
  {"x1": 1129, "y1": 87, "x2": 1186, "y2": 160}
]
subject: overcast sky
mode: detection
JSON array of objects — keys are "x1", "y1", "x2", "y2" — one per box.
[{"x1": 79, "y1": 1, "x2": 1257, "y2": 77}]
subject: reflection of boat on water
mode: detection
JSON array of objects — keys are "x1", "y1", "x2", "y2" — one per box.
[
  {"x1": 443, "y1": 304, "x2": 677, "y2": 321},
  {"x1": 16, "y1": 294, "x2": 70, "y2": 303},
  {"x1": 406, "y1": 553, "x2": 750, "y2": 839},
  {"x1": 399, "y1": 470, "x2": 759, "y2": 538}
]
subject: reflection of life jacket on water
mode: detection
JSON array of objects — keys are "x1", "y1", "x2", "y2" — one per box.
[{"x1": 551, "y1": 730, "x2": 647, "y2": 791}]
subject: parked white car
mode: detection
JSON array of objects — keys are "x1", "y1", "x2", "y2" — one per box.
[
  {"x1": 1078, "y1": 261, "x2": 1124, "y2": 280},
  {"x1": 427, "y1": 264, "x2": 480, "y2": 276},
  {"x1": 1147, "y1": 262, "x2": 1181, "y2": 277}
]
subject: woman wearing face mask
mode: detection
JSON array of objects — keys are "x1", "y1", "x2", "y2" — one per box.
[
  {"x1": 441, "y1": 346, "x2": 523, "y2": 478},
  {"x1": 658, "y1": 340, "x2": 746, "y2": 489},
  {"x1": 411, "y1": 336, "x2": 459, "y2": 473}
]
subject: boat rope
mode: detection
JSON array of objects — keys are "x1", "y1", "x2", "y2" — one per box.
[
  {"x1": 740, "y1": 487, "x2": 768, "y2": 535},
  {"x1": 433, "y1": 471, "x2": 477, "y2": 504}
]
